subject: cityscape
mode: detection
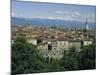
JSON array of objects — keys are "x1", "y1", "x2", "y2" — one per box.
[{"x1": 11, "y1": 1, "x2": 96, "y2": 74}]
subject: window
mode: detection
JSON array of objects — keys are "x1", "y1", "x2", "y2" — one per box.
[{"x1": 48, "y1": 44, "x2": 52, "y2": 51}]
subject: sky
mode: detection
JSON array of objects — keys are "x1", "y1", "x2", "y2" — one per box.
[{"x1": 11, "y1": 1, "x2": 96, "y2": 22}]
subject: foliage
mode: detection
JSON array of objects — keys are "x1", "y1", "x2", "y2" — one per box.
[
  {"x1": 78, "y1": 44, "x2": 96, "y2": 70},
  {"x1": 12, "y1": 37, "x2": 96, "y2": 74},
  {"x1": 61, "y1": 47, "x2": 79, "y2": 71},
  {"x1": 12, "y1": 37, "x2": 41, "y2": 74}
]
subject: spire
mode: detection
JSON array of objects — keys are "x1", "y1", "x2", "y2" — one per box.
[
  {"x1": 85, "y1": 18, "x2": 89, "y2": 30},
  {"x1": 85, "y1": 18, "x2": 89, "y2": 38},
  {"x1": 85, "y1": 18, "x2": 87, "y2": 25}
]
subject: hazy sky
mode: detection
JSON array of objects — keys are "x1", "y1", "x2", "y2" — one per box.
[{"x1": 12, "y1": 1, "x2": 96, "y2": 22}]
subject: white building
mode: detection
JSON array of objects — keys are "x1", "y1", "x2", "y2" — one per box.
[
  {"x1": 57, "y1": 41, "x2": 69, "y2": 50},
  {"x1": 83, "y1": 40, "x2": 92, "y2": 45},
  {"x1": 27, "y1": 38, "x2": 93, "y2": 59},
  {"x1": 27, "y1": 39, "x2": 37, "y2": 45},
  {"x1": 68, "y1": 40, "x2": 82, "y2": 51}
]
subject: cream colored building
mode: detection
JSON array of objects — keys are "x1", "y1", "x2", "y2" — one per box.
[
  {"x1": 27, "y1": 39, "x2": 37, "y2": 45},
  {"x1": 68, "y1": 40, "x2": 82, "y2": 51},
  {"x1": 27, "y1": 38, "x2": 93, "y2": 59},
  {"x1": 83, "y1": 40, "x2": 92, "y2": 45},
  {"x1": 57, "y1": 41, "x2": 69, "y2": 50}
]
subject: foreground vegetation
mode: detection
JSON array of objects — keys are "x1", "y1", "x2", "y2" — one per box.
[{"x1": 11, "y1": 37, "x2": 96, "y2": 74}]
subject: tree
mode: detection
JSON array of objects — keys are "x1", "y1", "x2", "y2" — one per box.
[
  {"x1": 78, "y1": 44, "x2": 96, "y2": 70},
  {"x1": 61, "y1": 47, "x2": 79, "y2": 71},
  {"x1": 11, "y1": 36, "x2": 44, "y2": 74},
  {"x1": 12, "y1": 36, "x2": 96, "y2": 74}
]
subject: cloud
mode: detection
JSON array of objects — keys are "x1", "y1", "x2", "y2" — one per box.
[
  {"x1": 54, "y1": 10, "x2": 81, "y2": 19},
  {"x1": 11, "y1": 12, "x2": 15, "y2": 17},
  {"x1": 55, "y1": 11, "x2": 68, "y2": 14},
  {"x1": 69, "y1": 12, "x2": 80, "y2": 18},
  {"x1": 75, "y1": 11, "x2": 80, "y2": 16},
  {"x1": 31, "y1": 15, "x2": 71, "y2": 21},
  {"x1": 55, "y1": 10, "x2": 80, "y2": 16}
]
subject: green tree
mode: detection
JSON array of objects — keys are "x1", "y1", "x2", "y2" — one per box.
[
  {"x1": 48, "y1": 57, "x2": 64, "y2": 72},
  {"x1": 61, "y1": 47, "x2": 79, "y2": 71},
  {"x1": 11, "y1": 37, "x2": 44, "y2": 74},
  {"x1": 12, "y1": 36, "x2": 96, "y2": 74},
  {"x1": 78, "y1": 44, "x2": 96, "y2": 70}
]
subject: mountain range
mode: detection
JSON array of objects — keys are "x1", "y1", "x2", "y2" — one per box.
[{"x1": 11, "y1": 17, "x2": 96, "y2": 29}]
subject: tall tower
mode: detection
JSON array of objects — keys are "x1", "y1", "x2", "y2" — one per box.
[
  {"x1": 85, "y1": 18, "x2": 89, "y2": 30},
  {"x1": 85, "y1": 18, "x2": 89, "y2": 38}
]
